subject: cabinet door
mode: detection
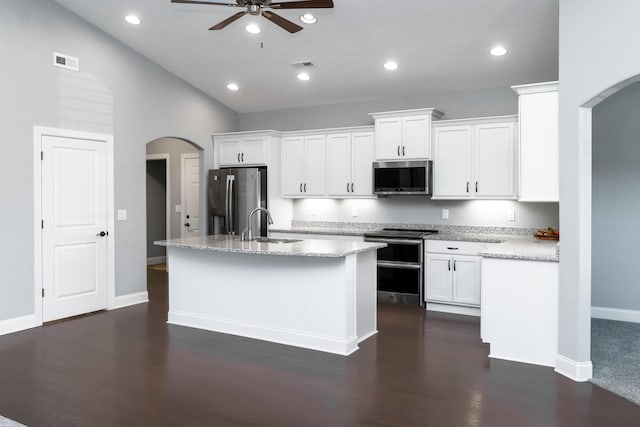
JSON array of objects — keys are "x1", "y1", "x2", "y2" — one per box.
[
  {"x1": 326, "y1": 133, "x2": 352, "y2": 196},
  {"x1": 240, "y1": 136, "x2": 266, "y2": 165},
  {"x1": 452, "y1": 255, "x2": 481, "y2": 306},
  {"x1": 350, "y1": 132, "x2": 375, "y2": 196},
  {"x1": 303, "y1": 135, "x2": 326, "y2": 196},
  {"x1": 433, "y1": 125, "x2": 472, "y2": 198},
  {"x1": 519, "y1": 90, "x2": 559, "y2": 201},
  {"x1": 282, "y1": 137, "x2": 305, "y2": 196},
  {"x1": 402, "y1": 114, "x2": 429, "y2": 159},
  {"x1": 474, "y1": 122, "x2": 516, "y2": 198},
  {"x1": 375, "y1": 117, "x2": 402, "y2": 160},
  {"x1": 218, "y1": 138, "x2": 242, "y2": 166},
  {"x1": 425, "y1": 254, "x2": 453, "y2": 302}
]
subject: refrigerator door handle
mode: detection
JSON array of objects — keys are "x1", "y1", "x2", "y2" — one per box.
[{"x1": 226, "y1": 175, "x2": 236, "y2": 234}]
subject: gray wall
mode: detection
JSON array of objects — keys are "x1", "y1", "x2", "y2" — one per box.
[
  {"x1": 238, "y1": 87, "x2": 519, "y2": 131},
  {"x1": 146, "y1": 138, "x2": 200, "y2": 242},
  {"x1": 294, "y1": 199, "x2": 558, "y2": 229},
  {"x1": 0, "y1": 0, "x2": 237, "y2": 321},
  {"x1": 559, "y1": 0, "x2": 640, "y2": 366},
  {"x1": 146, "y1": 160, "x2": 167, "y2": 259},
  {"x1": 592, "y1": 81, "x2": 640, "y2": 310}
]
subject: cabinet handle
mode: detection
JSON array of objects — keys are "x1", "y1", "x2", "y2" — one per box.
[
  {"x1": 347, "y1": 183, "x2": 350, "y2": 192},
  {"x1": 453, "y1": 260, "x2": 457, "y2": 271},
  {"x1": 304, "y1": 183, "x2": 307, "y2": 192},
  {"x1": 351, "y1": 183, "x2": 354, "y2": 193},
  {"x1": 402, "y1": 146, "x2": 405, "y2": 156},
  {"x1": 241, "y1": 152, "x2": 244, "y2": 162},
  {"x1": 237, "y1": 153, "x2": 241, "y2": 162},
  {"x1": 446, "y1": 247, "x2": 459, "y2": 250},
  {"x1": 476, "y1": 181, "x2": 478, "y2": 193},
  {"x1": 448, "y1": 259, "x2": 451, "y2": 271},
  {"x1": 466, "y1": 182, "x2": 469, "y2": 193},
  {"x1": 300, "y1": 183, "x2": 303, "y2": 193},
  {"x1": 397, "y1": 145, "x2": 400, "y2": 156}
]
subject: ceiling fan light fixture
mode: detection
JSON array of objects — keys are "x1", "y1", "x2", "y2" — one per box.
[
  {"x1": 245, "y1": 23, "x2": 261, "y2": 34},
  {"x1": 297, "y1": 72, "x2": 311, "y2": 81},
  {"x1": 124, "y1": 15, "x2": 141, "y2": 25},
  {"x1": 490, "y1": 46, "x2": 508, "y2": 56},
  {"x1": 227, "y1": 83, "x2": 239, "y2": 91},
  {"x1": 384, "y1": 61, "x2": 399, "y2": 71},
  {"x1": 300, "y1": 13, "x2": 317, "y2": 24}
]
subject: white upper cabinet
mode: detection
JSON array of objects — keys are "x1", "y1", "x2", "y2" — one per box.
[
  {"x1": 512, "y1": 81, "x2": 559, "y2": 202},
  {"x1": 370, "y1": 108, "x2": 443, "y2": 161},
  {"x1": 215, "y1": 134, "x2": 269, "y2": 166},
  {"x1": 326, "y1": 131, "x2": 375, "y2": 197},
  {"x1": 282, "y1": 135, "x2": 326, "y2": 197},
  {"x1": 433, "y1": 116, "x2": 517, "y2": 200}
]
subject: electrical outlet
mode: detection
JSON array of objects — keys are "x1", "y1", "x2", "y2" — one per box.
[
  {"x1": 117, "y1": 209, "x2": 127, "y2": 221},
  {"x1": 507, "y1": 210, "x2": 516, "y2": 222},
  {"x1": 442, "y1": 209, "x2": 449, "y2": 220},
  {"x1": 352, "y1": 208, "x2": 358, "y2": 217}
]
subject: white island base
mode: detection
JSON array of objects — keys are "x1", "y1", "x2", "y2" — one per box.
[{"x1": 165, "y1": 243, "x2": 378, "y2": 355}]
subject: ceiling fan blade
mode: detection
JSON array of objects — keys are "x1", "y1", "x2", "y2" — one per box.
[
  {"x1": 262, "y1": 10, "x2": 303, "y2": 33},
  {"x1": 171, "y1": 0, "x2": 239, "y2": 5},
  {"x1": 209, "y1": 11, "x2": 248, "y2": 30},
  {"x1": 268, "y1": 0, "x2": 334, "y2": 9}
]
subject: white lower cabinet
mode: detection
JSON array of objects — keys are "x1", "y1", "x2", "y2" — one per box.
[{"x1": 425, "y1": 240, "x2": 485, "y2": 308}]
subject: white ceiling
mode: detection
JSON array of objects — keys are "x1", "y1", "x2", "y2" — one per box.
[{"x1": 52, "y1": 0, "x2": 559, "y2": 114}]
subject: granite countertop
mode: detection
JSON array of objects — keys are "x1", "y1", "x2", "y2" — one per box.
[
  {"x1": 154, "y1": 235, "x2": 385, "y2": 258},
  {"x1": 271, "y1": 222, "x2": 559, "y2": 262}
]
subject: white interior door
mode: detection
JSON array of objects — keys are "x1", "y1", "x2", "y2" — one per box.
[
  {"x1": 182, "y1": 154, "x2": 200, "y2": 237},
  {"x1": 42, "y1": 134, "x2": 108, "y2": 322}
]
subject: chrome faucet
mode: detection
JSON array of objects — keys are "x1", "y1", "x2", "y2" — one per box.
[{"x1": 241, "y1": 207, "x2": 273, "y2": 241}]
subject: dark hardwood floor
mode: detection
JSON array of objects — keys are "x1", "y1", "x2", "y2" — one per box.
[{"x1": 0, "y1": 269, "x2": 638, "y2": 426}]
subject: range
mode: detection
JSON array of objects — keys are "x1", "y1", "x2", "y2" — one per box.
[{"x1": 364, "y1": 228, "x2": 438, "y2": 306}]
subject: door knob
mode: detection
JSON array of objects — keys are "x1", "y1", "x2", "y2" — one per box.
[
  {"x1": 186, "y1": 214, "x2": 190, "y2": 219},
  {"x1": 96, "y1": 231, "x2": 108, "y2": 237},
  {"x1": 185, "y1": 223, "x2": 190, "y2": 227}
]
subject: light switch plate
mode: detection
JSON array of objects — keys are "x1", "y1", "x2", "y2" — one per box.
[
  {"x1": 507, "y1": 210, "x2": 516, "y2": 221},
  {"x1": 117, "y1": 209, "x2": 127, "y2": 221},
  {"x1": 352, "y1": 208, "x2": 358, "y2": 217},
  {"x1": 175, "y1": 205, "x2": 182, "y2": 213},
  {"x1": 442, "y1": 209, "x2": 449, "y2": 220}
]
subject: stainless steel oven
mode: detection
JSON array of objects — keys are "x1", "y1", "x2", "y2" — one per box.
[{"x1": 364, "y1": 228, "x2": 437, "y2": 306}]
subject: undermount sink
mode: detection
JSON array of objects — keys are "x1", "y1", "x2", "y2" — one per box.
[{"x1": 253, "y1": 237, "x2": 302, "y2": 244}]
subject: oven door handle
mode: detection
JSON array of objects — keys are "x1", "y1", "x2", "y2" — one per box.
[
  {"x1": 365, "y1": 238, "x2": 423, "y2": 245},
  {"x1": 377, "y1": 261, "x2": 422, "y2": 270}
]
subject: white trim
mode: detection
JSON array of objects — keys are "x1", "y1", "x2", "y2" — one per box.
[
  {"x1": 426, "y1": 302, "x2": 480, "y2": 317},
  {"x1": 555, "y1": 354, "x2": 593, "y2": 382},
  {"x1": 111, "y1": 291, "x2": 149, "y2": 310},
  {"x1": 180, "y1": 152, "x2": 200, "y2": 238},
  {"x1": 511, "y1": 81, "x2": 559, "y2": 95},
  {"x1": 33, "y1": 126, "x2": 116, "y2": 323},
  {"x1": 146, "y1": 153, "x2": 171, "y2": 243},
  {"x1": 592, "y1": 306, "x2": 640, "y2": 323},
  {"x1": 0, "y1": 313, "x2": 40, "y2": 336},
  {"x1": 147, "y1": 256, "x2": 167, "y2": 265},
  {"x1": 168, "y1": 310, "x2": 359, "y2": 356},
  {"x1": 489, "y1": 353, "x2": 555, "y2": 368}
]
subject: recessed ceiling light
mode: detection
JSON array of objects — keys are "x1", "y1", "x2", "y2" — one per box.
[
  {"x1": 300, "y1": 13, "x2": 317, "y2": 24},
  {"x1": 490, "y1": 46, "x2": 508, "y2": 56},
  {"x1": 125, "y1": 15, "x2": 141, "y2": 25},
  {"x1": 297, "y1": 72, "x2": 310, "y2": 81},
  {"x1": 227, "y1": 83, "x2": 239, "y2": 91},
  {"x1": 245, "y1": 24, "x2": 261, "y2": 34},
  {"x1": 384, "y1": 61, "x2": 399, "y2": 71}
]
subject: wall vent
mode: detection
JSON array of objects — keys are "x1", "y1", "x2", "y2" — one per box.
[
  {"x1": 290, "y1": 61, "x2": 315, "y2": 68},
  {"x1": 53, "y1": 52, "x2": 79, "y2": 71}
]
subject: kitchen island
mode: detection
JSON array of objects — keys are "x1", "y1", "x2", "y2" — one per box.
[{"x1": 155, "y1": 235, "x2": 385, "y2": 355}]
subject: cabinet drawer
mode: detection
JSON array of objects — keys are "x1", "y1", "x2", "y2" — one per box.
[{"x1": 425, "y1": 240, "x2": 489, "y2": 256}]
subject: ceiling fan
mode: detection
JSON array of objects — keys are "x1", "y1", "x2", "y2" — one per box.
[{"x1": 171, "y1": 0, "x2": 335, "y2": 34}]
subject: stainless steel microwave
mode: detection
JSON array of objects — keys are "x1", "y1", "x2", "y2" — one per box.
[{"x1": 373, "y1": 160, "x2": 433, "y2": 196}]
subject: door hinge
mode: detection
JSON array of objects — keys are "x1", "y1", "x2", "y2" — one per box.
[
  {"x1": 41, "y1": 151, "x2": 44, "y2": 161},
  {"x1": 42, "y1": 288, "x2": 45, "y2": 298},
  {"x1": 41, "y1": 219, "x2": 44, "y2": 229}
]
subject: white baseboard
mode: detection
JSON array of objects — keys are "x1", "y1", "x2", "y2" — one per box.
[
  {"x1": 592, "y1": 306, "x2": 640, "y2": 323},
  {"x1": 168, "y1": 310, "x2": 359, "y2": 356},
  {"x1": 147, "y1": 256, "x2": 166, "y2": 265},
  {"x1": 111, "y1": 291, "x2": 149, "y2": 310},
  {"x1": 489, "y1": 352, "x2": 555, "y2": 368},
  {"x1": 426, "y1": 302, "x2": 480, "y2": 317},
  {"x1": 0, "y1": 313, "x2": 41, "y2": 336},
  {"x1": 555, "y1": 354, "x2": 593, "y2": 382}
]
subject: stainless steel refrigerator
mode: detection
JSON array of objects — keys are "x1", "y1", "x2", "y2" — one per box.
[{"x1": 207, "y1": 167, "x2": 268, "y2": 237}]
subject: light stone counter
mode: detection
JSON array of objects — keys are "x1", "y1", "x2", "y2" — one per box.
[
  {"x1": 155, "y1": 235, "x2": 385, "y2": 258},
  {"x1": 478, "y1": 238, "x2": 559, "y2": 262}
]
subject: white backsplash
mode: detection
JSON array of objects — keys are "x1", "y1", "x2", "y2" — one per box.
[{"x1": 293, "y1": 198, "x2": 559, "y2": 229}]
